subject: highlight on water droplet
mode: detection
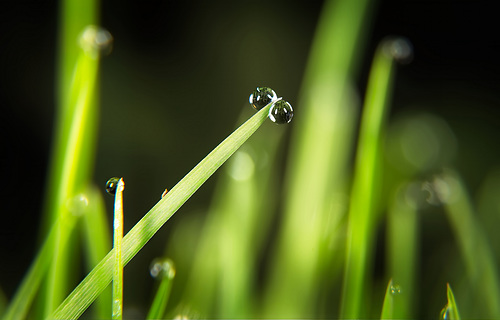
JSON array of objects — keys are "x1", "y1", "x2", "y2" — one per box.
[
  {"x1": 249, "y1": 87, "x2": 278, "y2": 111},
  {"x1": 150, "y1": 258, "x2": 176, "y2": 279},
  {"x1": 381, "y1": 36, "x2": 413, "y2": 64},
  {"x1": 79, "y1": 25, "x2": 113, "y2": 58},
  {"x1": 269, "y1": 99, "x2": 294, "y2": 124},
  {"x1": 106, "y1": 177, "x2": 120, "y2": 196},
  {"x1": 390, "y1": 284, "x2": 402, "y2": 295}
]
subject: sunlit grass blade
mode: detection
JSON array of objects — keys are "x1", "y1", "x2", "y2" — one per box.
[
  {"x1": 147, "y1": 259, "x2": 175, "y2": 320},
  {"x1": 263, "y1": 0, "x2": 373, "y2": 316},
  {"x1": 2, "y1": 215, "x2": 80, "y2": 320},
  {"x1": 51, "y1": 103, "x2": 273, "y2": 319},
  {"x1": 440, "y1": 168, "x2": 500, "y2": 318},
  {"x1": 440, "y1": 283, "x2": 461, "y2": 320},
  {"x1": 341, "y1": 37, "x2": 412, "y2": 318}
]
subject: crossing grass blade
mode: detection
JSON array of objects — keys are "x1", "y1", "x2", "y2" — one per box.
[{"x1": 50, "y1": 103, "x2": 273, "y2": 320}]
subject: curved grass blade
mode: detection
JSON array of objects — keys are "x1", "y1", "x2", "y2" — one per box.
[{"x1": 51, "y1": 103, "x2": 273, "y2": 320}]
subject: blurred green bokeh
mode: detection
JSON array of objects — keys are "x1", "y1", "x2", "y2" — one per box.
[{"x1": 1, "y1": 0, "x2": 500, "y2": 319}]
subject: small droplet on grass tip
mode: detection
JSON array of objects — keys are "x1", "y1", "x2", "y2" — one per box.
[
  {"x1": 150, "y1": 258, "x2": 176, "y2": 279},
  {"x1": 390, "y1": 284, "x2": 402, "y2": 295},
  {"x1": 269, "y1": 99, "x2": 294, "y2": 124},
  {"x1": 79, "y1": 25, "x2": 113, "y2": 58},
  {"x1": 106, "y1": 177, "x2": 120, "y2": 195},
  {"x1": 249, "y1": 87, "x2": 278, "y2": 110},
  {"x1": 382, "y1": 36, "x2": 413, "y2": 64}
]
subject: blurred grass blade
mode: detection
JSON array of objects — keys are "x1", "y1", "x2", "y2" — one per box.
[
  {"x1": 181, "y1": 110, "x2": 284, "y2": 318},
  {"x1": 441, "y1": 283, "x2": 460, "y2": 320},
  {"x1": 380, "y1": 279, "x2": 394, "y2": 319},
  {"x1": 341, "y1": 37, "x2": 411, "y2": 318},
  {"x1": 147, "y1": 259, "x2": 175, "y2": 319},
  {"x1": 441, "y1": 169, "x2": 500, "y2": 318},
  {"x1": 386, "y1": 182, "x2": 419, "y2": 318},
  {"x1": 51, "y1": 103, "x2": 273, "y2": 319},
  {"x1": 80, "y1": 186, "x2": 111, "y2": 318},
  {"x1": 44, "y1": 39, "x2": 102, "y2": 317},
  {"x1": 263, "y1": 0, "x2": 374, "y2": 316},
  {"x1": 2, "y1": 215, "x2": 80, "y2": 320}
]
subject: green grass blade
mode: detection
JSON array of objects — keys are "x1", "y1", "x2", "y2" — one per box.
[
  {"x1": 2, "y1": 216, "x2": 80, "y2": 320},
  {"x1": 51, "y1": 103, "x2": 273, "y2": 320},
  {"x1": 112, "y1": 179, "x2": 125, "y2": 320},
  {"x1": 80, "y1": 186, "x2": 111, "y2": 318},
  {"x1": 380, "y1": 279, "x2": 394, "y2": 319},
  {"x1": 441, "y1": 283, "x2": 461, "y2": 320},
  {"x1": 146, "y1": 259, "x2": 175, "y2": 320},
  {"x1": 341, "y1": 38, "x2": 411, "y2": 318},
  {"x1": 180, "y1": 109, "x2": 284, "y2": 318},
  {"x1": 441, "y1": 169, "x2": 500, "y2": 318},
  {"x1": 386, "y1": 182, "x2": 419, "y2": 318}
]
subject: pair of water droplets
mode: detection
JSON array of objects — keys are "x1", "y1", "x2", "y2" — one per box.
[{"x1": 249, "y1": 87, "x2": 293, "y2": 124}]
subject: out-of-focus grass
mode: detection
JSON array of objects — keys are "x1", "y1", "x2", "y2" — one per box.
[
  {"x1": 263, "y1": 0, "x2": 373, "y2": 317},
  {"x1": 3, "y1": 0, "x2": 500, "y2": 319}
]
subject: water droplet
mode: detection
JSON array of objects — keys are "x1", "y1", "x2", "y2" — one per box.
[
  {"x1": 269, "y1": 99, "x2": 293, "y2": 124},
  {"x1": 79, "y1": 25, "x2": 113, "y2": 58},
  {"x1": 106, "y1": 177, "x2": 120, "y2": 195},
  {"x1": 112, "y1": 299, "x2": 122, "y2": 317},
  {"x1": 249, "y1": 87, "x2": 277, "y2": 110},
  {"x1": 65, "y1": 193, "x2": 89, "y2": 216},
  {"x1": 390, "y1": 284, "x2": 402, "y2": 295},
  {"x1": 382, "y1": 37, "x2": 413, "y2": 64},
  {"x1": 150, "y1": 258, "x2": 176, "y2": 279}
]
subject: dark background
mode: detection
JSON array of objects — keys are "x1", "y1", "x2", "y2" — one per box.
[{"x1": 1, "y1": 0, "x2": 499, "y2": 313}]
